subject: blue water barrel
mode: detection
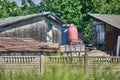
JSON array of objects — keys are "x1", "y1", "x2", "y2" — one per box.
[{"x1": 61, "y1": 27, "x2": 68, "y2": 45}]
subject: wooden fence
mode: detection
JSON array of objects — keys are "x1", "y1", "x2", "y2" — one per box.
[{"x1": 0, "y1": 55, "x2": 120, "y2": 75}]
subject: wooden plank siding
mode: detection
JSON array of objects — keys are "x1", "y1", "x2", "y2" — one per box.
[
  {"x1": 105, "y1": 24, "x2": 120, "y2": 55},
  {"x1": 53, "y1": 27, "x2": 61, "y2": 43},
  {"x1": 89, "y1": 14, "x2": 120, "y2": 56},
  {"x1": 0, "y1": 19, "x2": 62, "y2": 43},
  {"x1": 92, "y1": 19, "x2": 120, "y2": 55},
  {"x1": 0, "y1": 13, "x2": 65, "y2": 43},
  {"x1": 92, "y1": 20, "x2": 105, "y2": 45},
  {"x1": 0, "y1": 21, "x2": 46, "y2": 42},
  {"x1": 45, "y1": 18, "x2": 62, "y2": 43}
]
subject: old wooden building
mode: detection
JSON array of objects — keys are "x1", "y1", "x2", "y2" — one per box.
[
  {"x1": 0, "y1": 12, "x2": 94, "y2": 56},
  {"x1": 89, "y1": 14, "x2": 120, "y2": 56},
  {"x1": 0, "y1": 12, "x2": 65, "y2": 43}
]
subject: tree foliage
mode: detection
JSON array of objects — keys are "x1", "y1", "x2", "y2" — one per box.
[
  {"x1": 38, "y1": 0, "x2": 120, "y2": 39},
  {"x1": 39, "y1": 0, "x2": 85, "y2": 34},
  {"x1": 21, "y1": 0, "x2": 39, "y2": 14},
  {"x1": 0, "y1": 0, "x2": 22, "y2": 18},
  {"x1": 92, "y1": 0, "x2": 120, "y2": 14},
  {"x1": 0, "y1": 0, "x2": 120, "y2": 39}
]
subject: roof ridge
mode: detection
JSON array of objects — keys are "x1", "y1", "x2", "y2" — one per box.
[
  {"x1": 89, "y1": 13, "x2": 120, "y2": 29},
  {"x1": 89, "y1": 13, "x2": 119, "y2": 16},
  {"x1": 0, "y1": 12, "x2": 65, "y2": 27}
]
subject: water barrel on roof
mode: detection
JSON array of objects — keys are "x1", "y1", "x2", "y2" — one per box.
[
  {"x1": 61, "y1": 25, "x2": 68, "y2": 45},
  {"x1": 68, "y1": 24, "x2": 78, "y2": 44}
]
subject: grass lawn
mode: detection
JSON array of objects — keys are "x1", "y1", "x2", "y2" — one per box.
[{"x1": 0, "y1": 65, "x2": 119, "y2": 80}]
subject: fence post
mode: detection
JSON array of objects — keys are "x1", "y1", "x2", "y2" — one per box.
[
  {"x1": 10, "y1": 69, "x2": 12, "y2": 78},
  {"x1": 84, "y1": 52, "x2": 88, "y2": 73},
  {"x1": 38, "y1": 56, "x2": 41, "y2": 74},
  {"x1": 40, "y1": 55, "x2": 44, "y2": 74}
]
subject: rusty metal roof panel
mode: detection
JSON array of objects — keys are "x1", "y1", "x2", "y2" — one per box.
[
  {"x1": 0, "y1": 37, "x2": 40, "y2": 52},
  {"x1": 0, "y1": 37, "x2": 59, "y2": 53}
]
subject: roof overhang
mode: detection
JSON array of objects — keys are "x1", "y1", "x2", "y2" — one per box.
[
  {"x1": 88, "y1": 13, "x2": 120, "y2": 29},
  {"x1": 0, "y1": 12, "x2": 65, "y2": 27}
]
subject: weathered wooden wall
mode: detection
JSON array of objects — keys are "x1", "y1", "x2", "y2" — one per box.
[
  {"x1": 92, "y1": 19, "x2": 105, "y2": 45},
  {"x1": 105, "y1": 24, "x2": 120, "y2": 55},
  {"x1": 0, "y1": 17, "x2": 62, "y2": 43},
  {"x1": 92, "y1": 18, "x2": 120, "y2": 55},
  {"x1": 0, "y1": 21, "x2": 46, "y2": 42},
  {"x1": 0, "y1": 17, "x2": 45, "y2": 32},
  {"x1": 45, "y1": 18, "x2": 62, "y2": 43}
]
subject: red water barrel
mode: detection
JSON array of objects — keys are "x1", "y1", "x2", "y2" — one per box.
[{"x1": 68, "y1": 25, "x2": 78, "y2": 44}]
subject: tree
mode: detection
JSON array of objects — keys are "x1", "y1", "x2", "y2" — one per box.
[
  {"x1": 21, "y1": 0, "x2": 39, "y2": 15},
  {"x1": 38, "y1": 0, "x2": 120, "y2": 39},
  {"x1": 38, "y1": 0, "x2": 92, "y2": 39},
  {"x1": 39, "y1": 0, "x2": 83, "y2": 29},
  {"x1": 0, "y1": 0, "x2": 119, "y2": 39},
  {"x1": 91, "y1": 0, "x2": 120, "y2": 14},
  {"x1": 0, "y1": 0, "x2": 9, "y2": 18},
  {"x1": 0, "y1": 0, "x2": 22, "y2": 18}
]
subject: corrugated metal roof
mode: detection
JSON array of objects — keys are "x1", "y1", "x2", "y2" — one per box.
[
  {"x1": 0, "y1": 12, "x2": 65, "y2": 27},
  {"x1": 89, "y1": 14, "x2": 120, "y2": 29},
  {"x1": 0, "y1": 37, "x2": 59, "y2": 52},
  {"x1": 0, "y1": 37, "x2": 40, "y2": 52}
]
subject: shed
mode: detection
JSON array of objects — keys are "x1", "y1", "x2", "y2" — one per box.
[
  {"x1": 0, "y1": 12, "x2": 93, "y2": 55},
  {"x1": 0, "y1": 12, "x2": 65, "y2": 43},
  {"x1": 89, "y1": 14, "x2": 120, "y2": 56}
]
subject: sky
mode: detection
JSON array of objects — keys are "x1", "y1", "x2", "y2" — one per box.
[{"x1": 9, "y1": 0, "x2": 42, "y2": 6}]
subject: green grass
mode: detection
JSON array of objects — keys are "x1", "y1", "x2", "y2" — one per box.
[{"x1": 0, "y1": 65, "x2": 119, "y2": 80}]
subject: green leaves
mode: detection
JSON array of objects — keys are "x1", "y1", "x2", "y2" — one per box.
[
  {"x1": 91, "y1": 0, "x2": 120, "y2": 14},
  {"x1": 39, "y1": 0, "x2": 92, "y2": 39},
  {"x1": 0, "y1": 0, "x2": 119, "y2": 39},
  {"x1": 0, "y1": 0, "x2": 22, "y2": 18}
]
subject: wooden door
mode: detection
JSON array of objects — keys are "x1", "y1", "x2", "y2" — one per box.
[{"x1": 95, "y1": 24, "x2": 105, "y2": 44}]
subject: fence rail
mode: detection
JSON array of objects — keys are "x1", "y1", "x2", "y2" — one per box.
[
  {"x1": 88, "y1": 56, "x2": 120, "y2": 64},
  {"x1": 0, "y1": 56, "x2": 38, "y2": 64},
  {"x1": 45, "y1": 56, "x2": 84, "y2": 64}
]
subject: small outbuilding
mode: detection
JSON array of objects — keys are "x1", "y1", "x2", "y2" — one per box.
[
  {"x1": 89, "y1": 14, "x2": 120, "y2": 56},
  {"x1": 0, "y1": 12, "x2": 94, "y2": 56},
  {"x1": 0, "y1": 12, "x2": 65, "y2": 43}
]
